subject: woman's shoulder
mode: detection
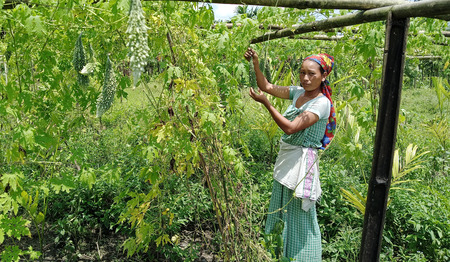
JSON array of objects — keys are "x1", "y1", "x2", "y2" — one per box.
[
  {"x1": 316, "y1": 95, "x2": 330, "y2": 105},
  {"x1": 289, "y1": 86, "x2": 304, "y2": 100},
  {"x1": 306, "y1": 95, "x2": 330, "y2": 119}
]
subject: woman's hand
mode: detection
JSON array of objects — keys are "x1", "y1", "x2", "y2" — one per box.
[
  {"x1": 244, "y1": 48, "x2": 259, "y2": 64},
  {"x1": 249, "y1": 87, "x2": 269, "y2": 105}
]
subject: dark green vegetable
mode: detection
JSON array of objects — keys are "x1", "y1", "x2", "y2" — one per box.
[
  {"x1": 96, "y1": 56, "x2": 116, "y2": 118},
  {"x1": 249, "y1": 57, "x2": 257, "y2": 88},
  {"x1": 72, "y1": 32, "x2": 89, "y2": 86}
]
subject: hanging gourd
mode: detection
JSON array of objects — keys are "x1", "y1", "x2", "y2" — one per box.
[
  {"x1": 262, "y1": 58, "x2": 272, "y2": 83},
  {"x1": 126, "y1": 0, "x2": 150, "y2": 88},
  {"x1": 72, "y1": 32, "x2": 89, "y2": 86},
  {"x1": 96, "y1": 55, "x2": 116, "y2": 118},
  {"x1": 248, "y1": 57, "x2": 257, "y2": 89}
]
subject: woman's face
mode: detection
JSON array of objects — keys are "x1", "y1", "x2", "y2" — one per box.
[{"x1": 299, "y1": 60, "x2": 327, "y2": 91}]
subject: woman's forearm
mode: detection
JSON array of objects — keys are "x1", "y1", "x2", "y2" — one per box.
[
  {"x1": 252, "y1": 58, "x2": 270, "y2": 91},
  {"x1": 252, "y1": 59, "x2": 290, "y2": 99},
  {"x1": 262, "y1": 101, "x2": 319, "y2": 135},
  {"x1": 262, "y1": 101, "x2": 296, "y2": 135}
]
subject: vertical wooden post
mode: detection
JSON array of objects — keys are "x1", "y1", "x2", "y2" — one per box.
[{"x1": 359, "y1": 13, "x2": 409, "y2": 262}]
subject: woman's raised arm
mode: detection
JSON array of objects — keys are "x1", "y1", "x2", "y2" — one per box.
[{"x1": 244, "y1": 48, "x2": 290, "y2": 99}]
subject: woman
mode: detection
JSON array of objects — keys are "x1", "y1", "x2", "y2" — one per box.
[{"x1": 244, "y1": 48, "x2": 336, "y2": 261}]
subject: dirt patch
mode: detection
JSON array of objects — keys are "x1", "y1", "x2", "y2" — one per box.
[{"x1": 4, "y1": 225, "x2": 222, "y2": 261}]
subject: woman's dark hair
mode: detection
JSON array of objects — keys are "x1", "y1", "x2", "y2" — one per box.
[{"x1": 319, "y1": 66, "x2": 325, "y2": 75}]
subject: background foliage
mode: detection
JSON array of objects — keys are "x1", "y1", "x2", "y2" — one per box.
[{"x1": 0, "y1": 1, "x2": 449, "y2": 261}]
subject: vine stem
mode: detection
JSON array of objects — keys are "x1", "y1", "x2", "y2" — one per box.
[
  {"x1": 199, "y1": 152, "x2": 229, "y2": 260},
  {"x1": 8, "y1": 19, "x2": 22, "y2": 93}
]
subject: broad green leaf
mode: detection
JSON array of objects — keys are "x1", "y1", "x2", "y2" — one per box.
[
  {"x1": 50, "y1": 175, "x2": 75, "y2": 193},
  {"x1": 35, "y1": 212, "x2": 45, "y2": 224},
  {"x1": 1, "y1": 173, "x2": 23, "y2": 192},
  {"x1": 25, "y1": 15, "x2": 46, "y2": 35},
  {"x1": 80, "y1": 168, "x2": 96, "y2": 189},
  {"x1": 0, "y1": 216, "x2": 31, "y2": 239},
  {"x1": 1, "y1": 245, "x2": 21, "y2": 262}
]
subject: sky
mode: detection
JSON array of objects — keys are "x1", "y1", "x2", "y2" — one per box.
[{"x1": 211, "y1": 4, "x2": 240, "y2": 21}]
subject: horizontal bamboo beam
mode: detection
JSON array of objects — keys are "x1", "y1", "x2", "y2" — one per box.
[
  {"x1": 2, "y1": 0, "x2": 406, "y2": 10},
  {"x1": 251, "y1": 0, "x2": 450, "y2": 43},
  {"x1": 150, "y1": 0, "x2": 406, "y2": 11},
  {"x1": 211, "y1": 23, "x2": 285, "y2": 30},
  {"x1": 406, "y1": 55, "x2": 442, "y2": 59},
  {"x1": 295, "y1": 35, "x2": 344, "y2": 41}
]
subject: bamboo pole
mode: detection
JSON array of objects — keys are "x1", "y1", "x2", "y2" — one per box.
[
  {"x1": 360, "y1": 13, "x2": 409, "y2": 262},
  {"x1": 149, "y1": 0, "x2": 406, "y2": 10},
  {"x1": 251, "y1": 0, "x2": 450, "y2": 43},
  {"x1": 406, "y1": 55, "x2": 442, "y2": 60},
  {"x1": 0, "y1": 0, "x2": 406, "y2": 10}
]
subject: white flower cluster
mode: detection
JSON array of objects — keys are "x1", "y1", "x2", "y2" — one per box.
[
  {"x1": 126, "y1": 0, "x2": 150, "y2": 88},
  {"x1": 96, "y1": 56, "x2": 117, "y2": 118}
]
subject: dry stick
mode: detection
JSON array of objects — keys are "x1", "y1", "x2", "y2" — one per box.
[
  {"x1": 166, "y1": 30, "x2": 177, "y2": 66},
  {"x1": 213, "y1": 138, "x2": 240, "y2": 260},
  {"x1": 251, "y1": 0, "x2": 450, "y2": 44},
  {"x1": 199, "y1": 152, "x2": 227, "y2": 258}
]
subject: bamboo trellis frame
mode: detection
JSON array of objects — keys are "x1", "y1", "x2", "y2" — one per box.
[{"x1": 251, "y1": 0, "x2": 450, "y2": 43}]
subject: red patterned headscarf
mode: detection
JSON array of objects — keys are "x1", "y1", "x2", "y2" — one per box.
[{"x1": 304, "y1": 53, "x2": 336, "y2": 149}]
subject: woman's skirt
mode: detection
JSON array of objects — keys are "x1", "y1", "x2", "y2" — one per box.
[{"x1": 265, "y1": 180, "x2": 322, "y2": 262}]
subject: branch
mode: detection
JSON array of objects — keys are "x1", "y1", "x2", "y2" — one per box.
[
  {"x1": 3, "y1": 0, "x2": 30, "y2": 9},
  {"x1": 251, "y1": 0, "x2": 450, "y2": 43}
]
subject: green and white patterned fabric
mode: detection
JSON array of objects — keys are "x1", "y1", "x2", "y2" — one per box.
[
  {"x1": 265, "y1": 180, "x2": 322, "y2": 261},
  {"x1": 281, "y1": 86, "x2": 330, "y2": 148}
]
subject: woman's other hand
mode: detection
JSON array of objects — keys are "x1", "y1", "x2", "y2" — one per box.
[{"x1": 249, "y1": 87, "x2": 269, "y2": 105}]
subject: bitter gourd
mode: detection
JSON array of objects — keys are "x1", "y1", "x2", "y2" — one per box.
[
  {"x1": 126, "y1": 0, "x2": 150, "y2": 88},
  {"x1": 96, "y1": 56, "x2": 116, "y2": 118},
  {"x1": 72, "y1": 32, "x2": 89, "y2": 86},
  {"x1": 249, "y1": 57, "x2": 257, "y2": 88},
  {"x1": 263, "y1": 58, "x2": 271, "y2": 83}
]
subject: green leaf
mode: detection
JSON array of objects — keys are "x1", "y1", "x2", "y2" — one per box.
[
  {"x1": 1, "y1": 245, "x2": 21, "y2": 262},
  {"x1": 167, "y1": 66, "x2": 182, "y2": 82},
  {"x1": 1, "y1": 173, "x2": 23, "y2": 192},
  {"x1": 340, "y1": 187, "x2": 366, "y2": 214},
  {"x1": 50, "y1": 175, "x2": 75, "y2": 193},
  {"x1": 25, "y1": 15, "x2": 46, "y2": 35},
  {"x1": 80, "y1": 168, "x2": 96, "y2": 190},
  {"x1": 34, "y1": 212, "x2": 45, "y2": 224},
  {"x1": 0, "y1": 216, "x2": 31, "y2": 240}
]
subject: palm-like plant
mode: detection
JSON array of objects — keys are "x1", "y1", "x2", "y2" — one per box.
[{"x1": 340, "y1": 144, "x2": 429, "y2": 215}]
